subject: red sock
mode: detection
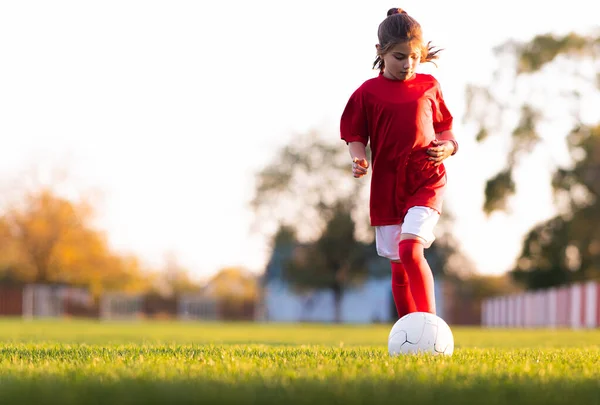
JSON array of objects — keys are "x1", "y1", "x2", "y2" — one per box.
[
  {"x1": 398, "y1": 239, "x2": 436, "y2": 314},
  {"x1": 390, "y1": 261, "x2": 416, "y2": 318}
]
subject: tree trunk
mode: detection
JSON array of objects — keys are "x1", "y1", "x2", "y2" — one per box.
[
  {"x1": 332, "y1": 263, "x2": 348, "y2": 323},
  {"x1": 32, "y1": 249, "x2": 52, "y2": 284},
  {"x1": 332, "y1": 284, "x2": 342, "y2": 323}
]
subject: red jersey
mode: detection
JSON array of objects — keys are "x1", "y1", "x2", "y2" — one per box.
[{"x1": 340, "y1": 73, "x2": 454, "y2": 226}]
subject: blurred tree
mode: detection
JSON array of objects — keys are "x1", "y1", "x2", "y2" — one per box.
[
  {"x1": 0, "y1": 216, "x2": 22, "y2": 285},
  {"x1": 204, "y1": 266, "x2": 259, "y2": 320},
  {"x1": 204, "y1": 266, "x2": 258, "y2": 302},
  {"x1": 261, "y1": 224, "x2": 298, "y2": 286},
  {"x1": 445, "y1": 272, "x2": 523, "y2": 325},
  {"x1": 464, "y1": 32, "x2": 600, "y2": 288},
  {"x1": 0, "y1": 187, "x2": 150, "y2": 297},
  {"x1": 3, "y1": 188, "x2": 94, "y2": 283},
  {"x1": 148, "y1": 251, "x2": 200, "y2": 298},
  {"x1": 424, "y1": 210, "x2": 478, "y2": 279},
  {"x1": 283, "y1": 201, "x2": 371, "y2": 322},
  {"x1": 513, "y1": 124, "x2": 600, "y2": 288},
  {"x1": 251, "y1": 130, "x2": 370, "y2": 241},
  {"x1": 252, "y1": 131, "x2": 376, "y2": 322}
]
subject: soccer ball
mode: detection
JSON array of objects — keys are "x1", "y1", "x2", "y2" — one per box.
[{"x1": 388, "y1": 312, "x2": 454, "y2": 356}]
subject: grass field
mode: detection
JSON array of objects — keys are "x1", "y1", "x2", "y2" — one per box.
[{"x1": 0, "y1": 319, "x2": 599, "y2": 405}]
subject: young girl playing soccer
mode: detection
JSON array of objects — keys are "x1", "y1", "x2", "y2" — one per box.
[{"x1": 340, "y1": 8, "x2": 458, "y2": 317}]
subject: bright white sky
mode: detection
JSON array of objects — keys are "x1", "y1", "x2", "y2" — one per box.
[{"x1": 1, "y1": 0, "x2": 599, "y2": 281}]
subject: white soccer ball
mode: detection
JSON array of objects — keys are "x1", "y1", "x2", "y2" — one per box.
[{"x1": 388, "y1": 312, "x2": 454, "y2": 356}]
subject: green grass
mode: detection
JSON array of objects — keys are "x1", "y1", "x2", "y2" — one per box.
[{"x1": 0, "y1": 319, "x2": 599, "y2": 405}]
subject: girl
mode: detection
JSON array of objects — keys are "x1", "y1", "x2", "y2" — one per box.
[{"x1": 340, "y1": 8, "x2": 458, "y2": 317}]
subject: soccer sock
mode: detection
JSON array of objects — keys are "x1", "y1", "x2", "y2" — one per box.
[
  {"x1": 398, "y1": 239, "x2": 436, "y2": 314},
  {"x1": 390, "y1": 261, "x2": 417, "y2": 318}
]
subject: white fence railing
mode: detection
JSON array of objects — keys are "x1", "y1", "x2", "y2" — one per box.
[{"x1": 481, "y1": 281, "x2": 600, "y2": 328}]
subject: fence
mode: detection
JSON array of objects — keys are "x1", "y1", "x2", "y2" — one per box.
[
  {"x1": 0, "y1": 285, "x2": 235, "y2": 321},
  {"x1": 0, "y1": 284, "x2": 94, "y2": 318},
  {"x1": 0, "y1": 286, "x2": 23, "y2": 316},
  {"x1": 481, "y1": 281, "x2": 600, "y2": 328},
  {"x1": 178, "y1": 294, "x2": 219, "y2": 320}
]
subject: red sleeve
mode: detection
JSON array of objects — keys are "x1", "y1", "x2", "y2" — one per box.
[
  {"x1": 340, "y1": 88, "x2": 368, "y2": 146},
  {"x1": 432, "y1": 82, "x2": 453, "y2": 134}
]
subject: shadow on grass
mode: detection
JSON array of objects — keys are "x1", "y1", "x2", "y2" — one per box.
[{"x1": 0, "y1": 375, "x2": 598, "y2": 405}]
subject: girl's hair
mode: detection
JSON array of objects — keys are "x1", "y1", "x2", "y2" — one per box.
[{"x1": 373, "y1": 8, "x2": 442, "y2": 72}]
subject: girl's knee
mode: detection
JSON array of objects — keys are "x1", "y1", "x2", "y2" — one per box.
[{"x1": 398, "y1": 239, "x2": 425, "y2": 264}]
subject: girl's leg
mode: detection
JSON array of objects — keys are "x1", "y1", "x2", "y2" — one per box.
[
  {"x1": 398, "y1": 237, "x2": 436, "y2": 314},
  {"x1": 390, "y1": 260, "x2": 416, "y2": 318},
  {"x1": 375, "y1": 225, "x2": 417, "y2": 318},
  {"x1": 397, "y1": 206, "x2": 441, "y2": 315}
]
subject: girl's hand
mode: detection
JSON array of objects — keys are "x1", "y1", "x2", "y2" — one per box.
[
  {"x1": 352, "y1": 157, "x2": 369, "y2": 178},
  {"x1": 427, "y1": 140, "x2": 455, "y2": 167}
]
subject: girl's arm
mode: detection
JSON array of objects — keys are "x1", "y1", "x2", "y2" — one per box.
[
  {"x1": 348, "y1": 141, "x2": 368, "y2": 161},
  {"x1": 427, "y1": 131, "x2": 458, "y2": 167},
  {"x1": 348, "y1": 141, "x2": 369, "y2": 178},
  {"x1": 435, "y1": 130, "x2": 458, "y2": 155}
]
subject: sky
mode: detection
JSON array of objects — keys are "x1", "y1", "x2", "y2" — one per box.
[{"x1": 1, "y1": 0, "x2": 599, "y2": 281}]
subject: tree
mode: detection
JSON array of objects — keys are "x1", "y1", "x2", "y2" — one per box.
[
  {"x1": 251, "y1": 130, "x2": 370, "y2": 241},
  {"x1": 262, "y1": 224, "x2": 298, "y2": 286},
  {"x1": 204, "y1": 266, "x2": 259, "y2": 320},
  {"x1": 464, "y1": 32, "x2": 600, "y2": 288},
  {"x1": 513, "y1": 124, "x2": 600, "y2": 287},
  {"x1": 204, "y1": 266, "x2": 258, "y2": 302},
  {"x1": 283, "y1": 200, "x2": 371, "y2": 322},
  {"x1": 2, "y1": 188, "x2": 93, "y2": 283},
  {"x1": 412, "y1": 206, "x2": 477, "y2": 278},
  {"x1": 252, "y1": 130, "x2": 375, "y2": 322},
  {"x1": 149, "y1": 251, "x2": 200, "y2": 298},
  {"x1": 0, "y1": 187, "x2": 150, "y2": 297}
]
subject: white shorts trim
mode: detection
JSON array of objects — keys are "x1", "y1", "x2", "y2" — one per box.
[{"x1": 375, "y1": 206, "x2": 440, "y2": 261}]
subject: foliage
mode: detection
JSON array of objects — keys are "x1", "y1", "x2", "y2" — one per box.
[
  {"x1": 483, "y1": 170, "x2": 516, "y2": 214},
  {"x1": 515, "y1": 33, "x2": 596, "y2": 74},
  {"x1": 204, "y1": 266, "x2": 259, "y2": 303},
  {"x1": 148, "y1": 252, "x2": 200, "y2": 298},
  {"x1": 276, "y1": 202, "x2": 373, "y2": 322},
  {"x1": 252, "y1": 130, "x2": 374, "y2": 321},
  {"x1": 251, "y1": 130, "x2": 370, "y2": 241},
  {"x1": 464, "y1": 32, "x2": 600, "y2": 288},
  {"x1": 0, "y1": 187, "x2": 151, "y2": 297},
  {"x1": 465, "y1": 32, "x2": 599, "y2": 215},
  {"x1": 445, "y1": 272, "x2": 523, "y2": 324},
  {"x1": 201, "y1": 266, "x2": 259, "y2": 320},
  {"x1": 284, "y1": 202, "x2": 369, "y2": 289}
]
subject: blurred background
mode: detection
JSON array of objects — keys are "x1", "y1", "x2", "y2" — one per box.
[{"x1": 0, "y1": 0, "x2": 599, "y2": 327}]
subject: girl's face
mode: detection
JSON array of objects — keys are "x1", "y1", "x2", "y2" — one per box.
[{"x1": 377, "y1": 41, "x2": 421, "y2": 81}]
